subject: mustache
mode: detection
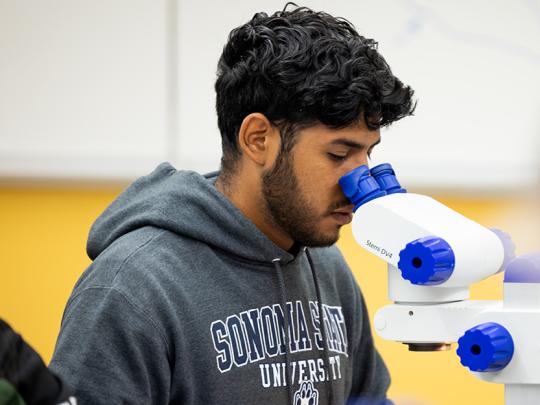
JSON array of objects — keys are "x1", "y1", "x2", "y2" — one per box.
[{"x1": 327, "y1": 200, "x2": 353, "y2": 213}]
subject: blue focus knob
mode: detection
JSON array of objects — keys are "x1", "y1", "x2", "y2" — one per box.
[
  {"x1": 457, "y1": 322, "x2": 514, "y2": 372},
  {"x1": 338, "y1": 165, "x2": 386, "y2": 212},
  {"x1": 370, "y1": 163, "x2": 407, "y2": 194},
  {"x1": 398, "y1": 236, "x2": 455, "y2": 285},
  {"x1": 504, "y1": 252, "x2": 540, "y2": 283}
]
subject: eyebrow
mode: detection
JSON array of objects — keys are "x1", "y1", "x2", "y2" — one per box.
[{"x1": 329, "y1": 137, "x2": 381, "y2": 149}]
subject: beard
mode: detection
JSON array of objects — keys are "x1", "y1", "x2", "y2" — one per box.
[{"x1": 261, "y1": 148, "x2": 344, "y2": 248}]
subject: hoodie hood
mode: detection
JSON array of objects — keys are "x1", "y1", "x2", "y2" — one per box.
[{"x1": 87, "y1": 162, "x2": 297, "y2": 265}]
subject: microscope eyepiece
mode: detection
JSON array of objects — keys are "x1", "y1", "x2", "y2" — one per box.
[{"x1": 370, "y1": 163, "x2": 407, "y2": 194}]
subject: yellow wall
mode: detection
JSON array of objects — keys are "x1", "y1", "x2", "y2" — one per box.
[
  {"x1": 1, "y1": 188, "x2": 120, "y2": 361},
  {"x1": 1, "y1": 187, "x2": 538, "y2": 405}
]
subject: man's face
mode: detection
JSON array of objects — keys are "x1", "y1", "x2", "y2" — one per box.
[{"x1": 261, "y1": 121, "x2": 381, "y2": 247}]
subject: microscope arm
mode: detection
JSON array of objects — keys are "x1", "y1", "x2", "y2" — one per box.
[{"x1": 340, "y1": 163, "x2": 540, "y2": 405}]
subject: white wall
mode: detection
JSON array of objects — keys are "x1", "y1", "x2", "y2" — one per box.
[
  {"x1": 1, "y1": 0, "x2": 539, "y2": 192},
  {"x1": 0, "y1": 0, "x2": 171, "y2": 179}
]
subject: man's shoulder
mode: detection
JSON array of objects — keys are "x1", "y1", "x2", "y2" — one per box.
[{"x1": 77, "y1": 226, "x2": 208, "y2": 291}]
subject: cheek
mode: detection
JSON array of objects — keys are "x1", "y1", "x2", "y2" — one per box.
[
  {"x1": 308, "y1": 165, "x2": 343, "y2": 194},
  {"x1": 300, "y1": 172, "x2": 338, "y2": 210},
  {"x1": 292, "y1": 154, "x2": 340, "y2": 208}
]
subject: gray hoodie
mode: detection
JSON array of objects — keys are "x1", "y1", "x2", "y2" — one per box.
[{"x1": 49, "y1": 162, "x2": 391, "y2": 405}]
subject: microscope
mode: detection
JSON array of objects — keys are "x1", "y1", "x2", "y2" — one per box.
[{"x1": 340, "y1": 163, "x2": 540, "y2": 405}]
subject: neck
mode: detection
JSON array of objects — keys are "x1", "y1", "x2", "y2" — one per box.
[{"x1": 215, "y1": 173, "x2": 294, "y2": 251}]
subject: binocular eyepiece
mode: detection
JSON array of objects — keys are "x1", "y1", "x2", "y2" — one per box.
[{"x1": 338, "y1": 163, "x2": 406, "y2": 211}]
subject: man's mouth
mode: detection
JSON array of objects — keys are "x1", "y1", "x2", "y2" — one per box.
[{"x1": 330, "y1": 209, "x2": 353, "y2": 225}]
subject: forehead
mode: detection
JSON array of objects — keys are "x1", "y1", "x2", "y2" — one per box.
[{"x1": 295, "y1": 122, "x2": 381, "y2": 148}]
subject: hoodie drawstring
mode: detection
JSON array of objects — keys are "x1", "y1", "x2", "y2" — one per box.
[
  {"x1": 272, "y1": 258, "x2": 293, "y2": 404},
  {"x1": 273, "y1": 250, "x2": 334, "y2": 405},
  {"x1": 305, "y1": 247, "x2": 334, "y2": 405}
]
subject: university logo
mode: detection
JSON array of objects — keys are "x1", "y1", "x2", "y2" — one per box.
[
  {"x1": 293, "y1": 380, "x2": 319, "y2": 405},
  {"x1": 210, "y1": 300, "x2": 348, "y2": 374}
]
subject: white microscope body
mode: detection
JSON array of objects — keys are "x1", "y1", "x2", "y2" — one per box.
[{"x1": 340, "y1": 163, "x2": 540, "y2": 405}]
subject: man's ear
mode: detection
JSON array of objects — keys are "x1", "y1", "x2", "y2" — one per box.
[{"x1": 237, "y1": 113, "x2": 280, "y2": 168}]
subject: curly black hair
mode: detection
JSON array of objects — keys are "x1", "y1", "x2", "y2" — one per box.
[{"x1": 215, "y1": 3, "x2": 415, "y2": 174}]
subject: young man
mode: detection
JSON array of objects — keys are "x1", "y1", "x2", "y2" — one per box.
[{"x1": 50, "y1": 5, "x2": 415, "y2": 404}]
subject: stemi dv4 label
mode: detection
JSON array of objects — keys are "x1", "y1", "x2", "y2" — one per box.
[{"x1": 365, "y1": 240, "x2": 393, "y2": 259}]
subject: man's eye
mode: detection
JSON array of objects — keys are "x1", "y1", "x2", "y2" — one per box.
[{"x1": 327, "y1": 153, "x2": 347, "y2": 162}]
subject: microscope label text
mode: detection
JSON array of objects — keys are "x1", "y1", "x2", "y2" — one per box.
[{"x1": 366, "y1": 240, "x2": 392, "y2": 259}]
